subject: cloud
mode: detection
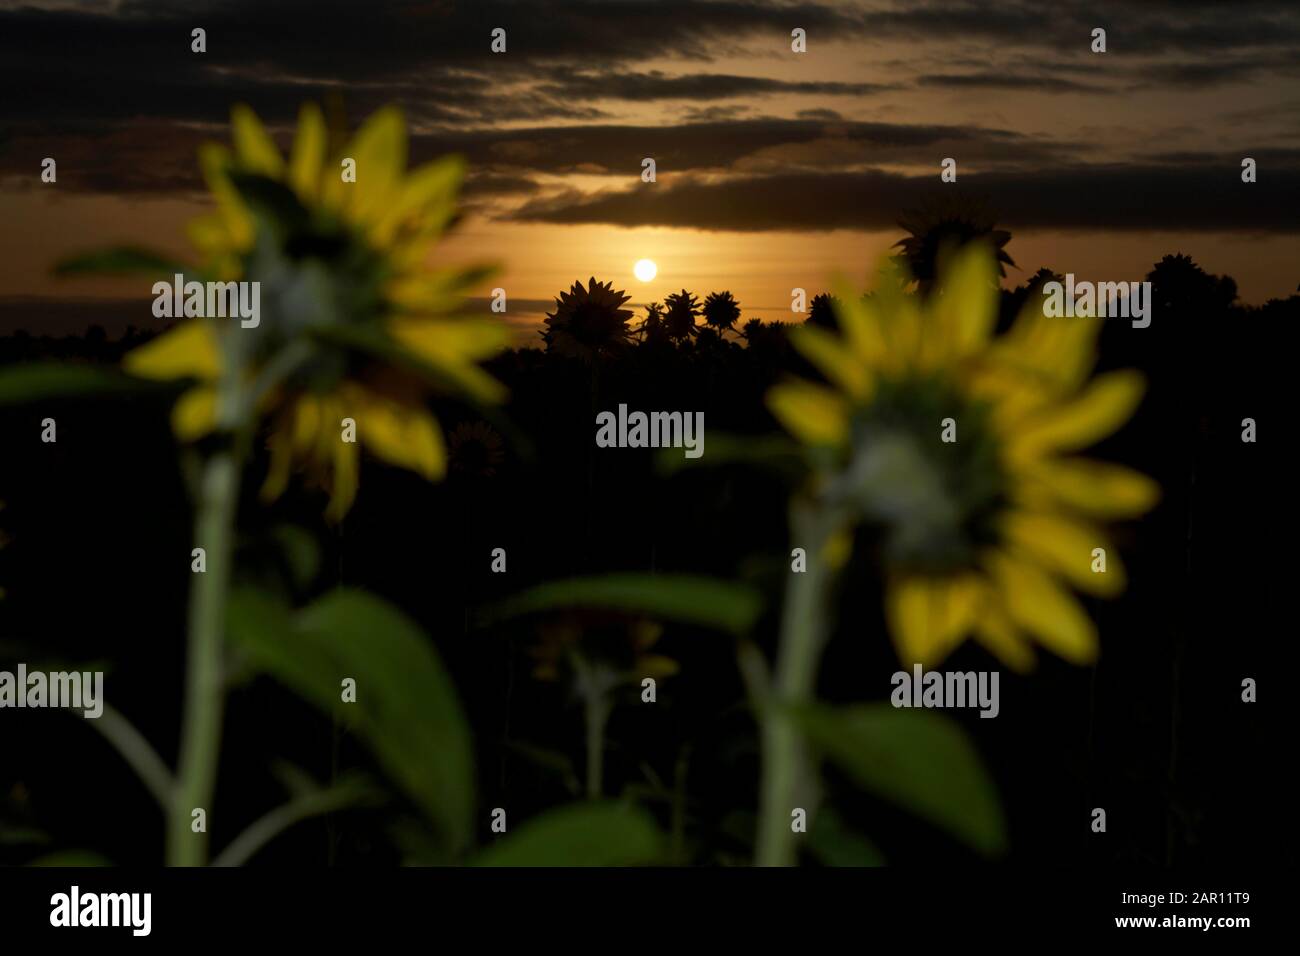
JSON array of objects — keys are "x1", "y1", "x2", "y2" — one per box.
[
  {"x1": 422, "y1": 118, "x2": 1068, "y2": 177},
  {"x1": 916, "y1": 72, "x2": 1108, "y2": 94},
  {"x1": 509, "y1": 164, "x2": 1300, "y2": 233},
  {"x1": 535, "y1": 71, "x2": 898, "y2": 102}
]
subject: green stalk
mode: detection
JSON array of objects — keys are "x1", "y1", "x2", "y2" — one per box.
[
  {"x1": 168, "y1": 448, "x2": 240, "y2": 865},
  {"x1": 755, "y1": 498, "x2": 836, "y2": 867},
  {"x1": 584, "y1": 680, "x2": 611, "y2": 800},
  {"x1": 166, "y1": 339, "x2": 311, "y2": 866}
]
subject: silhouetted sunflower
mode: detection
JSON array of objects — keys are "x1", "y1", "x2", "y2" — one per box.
[
  {"x1": 894, "y1": 197, "x2": 1015, "y2": 292},
  {"x1": 448, "y1": 420, "x2": 505, "y2": 477},
  {"x1": 663, "y1": 289, "x2": 701, "y2": 343},
  {"x1": 702, "y1": 290, "x2": 741, "y2": 333},
  {"x1": 635, "y1": 301, "x2": 661, "y2": 338},
  {"x1": 769, "y1": 245, "x2": 1158, "y2": 671},
  {"x1": 541, "y1": 278, "x2": 634, "y2": 360}
]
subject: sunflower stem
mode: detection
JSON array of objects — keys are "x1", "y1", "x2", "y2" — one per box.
[
  {"x1": 168, "y1": 447, "x2": 240, "y2": 866},
  {"x1": 755, "y1": 498, "x2": 836, "y2": 867},
  {"x1": 168, "y1": 332, "x2": 258, "y2": 867},
  {"x1": 584, "y1": 677, "x2": 611, "y2": 800}
]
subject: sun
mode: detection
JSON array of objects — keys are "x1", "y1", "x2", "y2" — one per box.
[{"x1": 633, "y1": 258, "x2": 657, "y2": 282}]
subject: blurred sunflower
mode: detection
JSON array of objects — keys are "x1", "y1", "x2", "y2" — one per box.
[
  {"x1": 767, "y1": 244, "x2": 1158, "y2": 670},
  {"x1": 447, "y1": 420, "x2": 505, "y2": 477},
  {"x1": 124, "y1": 103, "x2": 508, "y2": 520},
  {"x1": 529, "y1": 614, "x2": 679, "y2": 685}
]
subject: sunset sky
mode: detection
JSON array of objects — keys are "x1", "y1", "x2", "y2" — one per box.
[{"x1": 3, "y1": 0, "x2": 1298, "y2": 338}]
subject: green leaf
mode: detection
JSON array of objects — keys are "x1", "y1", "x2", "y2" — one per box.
[
  {"x1": 0, "y1": 362, "x2": 164, "y2": 406},
  {"x1": 808, "y1": 808, "x2": 885, "y2": 866},
  {"x1": 483, "y1": 573, "x2": 763, "y2": 636},
  {"x1": 53, "y1": 246, "x2": 189, "y2": 277},
  {"x1": 268, "y1": 525, "x2": 321, "y2": 591},
  {"x1": 227, "y1": 587, "x2": 475, "y2": 854},
  {"x1": 473, "y1": 802, "x2": 662, "y2": 867},
  {"x1": 795, "y1": 703, "x2": 1006, "y2": 856}
]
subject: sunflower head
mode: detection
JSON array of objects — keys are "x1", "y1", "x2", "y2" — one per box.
[
  {"x1": 541, "y1": 278, "x2": 634, "y2": 361},
  {"x1": 123, "y1": 103, "x2": 508, "y2": 521},
  {"x1": 702, "y1": 290, "x2": 741, "y2": 332},
  {"x1": 529, "y1": 614, "x2": 679, "y2": 687},
  {"x1": 448, "y1": 420, "x2": 506, "y2": 478},
  {"x1": 768, "y1": 244, "x2": 1158, "y2": 671},
  {"x1": 894, "y1": 197, "x2": 1016, "y2": 290},
  {"x1": 662, "y1": 289, "x2": 701, "y2": 342}
]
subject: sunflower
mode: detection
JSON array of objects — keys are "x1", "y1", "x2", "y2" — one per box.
[
  {"x1": 767, "y1": 244, "x2": 1158, "y2": 670},
  {"x1": 894, "y1": 197, "x2": 1015, "y2": 293},
  {"x1": 529, "y1": 614, "x2": 679, "y2": 684},
  {"x1": 124, "y1": 103, "x2": 508, "y2": 520},
  {"x1": 448, "y1": 420, "x2": 506, "y2": 477},
  {"x1": 541, "y1": 278, "x2": 634, "y2": 361}
]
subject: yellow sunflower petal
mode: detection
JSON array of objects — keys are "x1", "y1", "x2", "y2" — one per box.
[
  {"x1": 1001, "y1": 510, "x2": 1125, "y2": 597},
  {"x1": 344, "y1": 105, "x2": 407, "y2": 224},
  {"x1": 929, "y1": 242, "x2": 997, "y2": 363},
  {"x1": 986, "y1": 551, "x2": 1097, "y2": 664},
  {"x1": 996, "y1": 299, "x2": 1104, "y2": 396},
  {"x1": 638, "y1": 655, "x2": 680, "y2": 679},
  {"x1": 885, "y1": 573, "x2": 981, "y2": 667},
  {"x1": 124, "y1": 320, "x2": 221, "y2": 382},
  {"x1": 355, "y1": 392, "x2": 447, "y2": 481},
  {"x1": 287, "y1": 102, "x2": 326, "y2": 202},
  {"x1": 291, "y1": 395, "x2": 323, "y2": 454},
  {"x1": 388, "y1": 318, "x2": 510, "y2": 404},
  {"x1": 171, "y1": 386, "x2": 218, "y2": 441},
  {"x1": 1019, "y1": 457, "x2": 1159, "y2": 518},
  {"x1": 324, "y1": 437, "x2": 359, "y2": 523},
  {"x1": 198, "y1": 143, "x2": 253, "y2": 251},
  {"x1": 231, "y1": 105, "x2": 285, "y2": 177},
  {"x1": 868, "y1": 258, "x2": 923, "y2": 370},
  {"x1": 386, "y1": 273, "x2": 474, "y2": 314},
  {"x1": 260, "y1": 424, "x2": 294, "y2": 503},
  {"x1": 830, "y1": 276, "x2": 890, "y2": 371},
  {"x1": 766, "y1": 380, "x2": 849, "y2": 447},
  {"x1": 370, "y1": 155, "x2": 464, "y2": 247},
  {"x1": 1010, "y1": 370, "x2": 1145, "y2": 459},
  {"x1": 789, "y1": 324, "x2": 874, "y2": 401},
  {"x1": 972, "y1": 603, "x2": 1037, "y2": 673}
]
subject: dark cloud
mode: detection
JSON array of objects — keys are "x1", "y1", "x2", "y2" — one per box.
[
  {"x1": 861, "y1": 0, "x2": 1300, "y2": 55},
  {"x1": 917, "y1": 72, "x2": 1108, "y2": 94},
  {"x1": 535, "y1": 71, "x2": 897, "y2": 102},
  {"x1": 509, "y1": 164, "x2": 1300, "y2": 234},
  {"x1": 420, "y1": 118, "x2": 1069, "y2": 177}
]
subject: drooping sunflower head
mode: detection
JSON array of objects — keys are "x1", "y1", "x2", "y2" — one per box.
[
  {"x1": 541, "y1": 278, "x2": 634, "y2": 361},
  {"x1": 125, "y1": 103, "x2": 508, "y2": 521},
  {"x1": 768, "y1": 244, "x2": 1159, "y2": 671}
]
